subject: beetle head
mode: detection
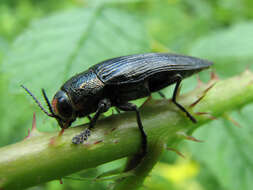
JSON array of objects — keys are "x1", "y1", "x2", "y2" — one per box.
[
  {"x1": 51, "y1": 90, "x2": 76, "y2": 129},
  {"x1": 21, "y1": 85, "x2": 76, "y2": 129}
]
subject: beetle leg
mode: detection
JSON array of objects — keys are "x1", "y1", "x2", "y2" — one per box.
[
  {"x1": 117, "y1": 102, "x2": 147, "y2": 155},
  {"x1": 89, "y1": 99, "x2": 111, "y2": 129},
  {"x1": 87, "y1": 115, "x2": 92, "y2": 121},
  {"x1": 115, "y1": 108, "x2": 121, "y2": 114},
  {"x1": 144, "y1": 81, "x2": 151, "y2": 97},
  {"x1": 172, "y1": 74, "x2": 197, "y2": 123},
  {"x1": 72, "y1": 99, "x2": 111, "y2": 144},
  {"x1": 158, "y1": 91, "x2": 166, "y2": 99}
]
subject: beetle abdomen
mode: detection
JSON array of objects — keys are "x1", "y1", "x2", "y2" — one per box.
[{"x1": 92, "y1": 53, "x2": 212, "y2": 85}]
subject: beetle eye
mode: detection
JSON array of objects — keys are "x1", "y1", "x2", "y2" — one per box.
[
  {"x1": 52, "y1": 90, "x2": 73, "y2": 119},
  {"x1": 57, "y1": 97, "x2": 73, "y2": 118}
]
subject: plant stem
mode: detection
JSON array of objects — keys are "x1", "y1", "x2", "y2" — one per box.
[{"x1": 0, "y1": 71, "x2": 253, "y2": 190}]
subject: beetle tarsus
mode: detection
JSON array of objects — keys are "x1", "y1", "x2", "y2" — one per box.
[
  {"x1": 72, "y1": 128, "x2": 91, "y2": 144},
  {"x1": 117, "y1": 102, "x2": 147, "y2": 155},
  {"x1": 172, "y1": 74, "x2": 197, "y2": 123}
]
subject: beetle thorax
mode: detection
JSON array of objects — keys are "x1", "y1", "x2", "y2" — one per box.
[{"x1": 60, "y1": 69, "x2": 105, "y2": 116}]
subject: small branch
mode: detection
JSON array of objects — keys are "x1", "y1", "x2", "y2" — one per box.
[
  {"x1": 0, "y1": 71, "x2": 253, "y2": 189},
  {"x1": 113, "y1": 139, "x2": 166, "y2": 190}
]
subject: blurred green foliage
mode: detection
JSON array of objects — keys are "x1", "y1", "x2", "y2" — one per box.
[
  {"x1": 0, "y1": 0, "x2": 82, "y2": 41},
  {"x1": 0, "y1": 0, "x2": 253, "y2": 190}
]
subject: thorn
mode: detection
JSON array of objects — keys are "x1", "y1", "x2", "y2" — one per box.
[
  {"x1": 32, "y1": 112, "x2": 36, "y2": 131},
  {"x1": 58, "y1": 128, "x2": 65, "y2": 136},
  {"x1": 203, "y1": 82, "x2": 216, "y2": 94},
  {"x1": 49, "y1": 129, "x2": 64, "y2": 146},
  {"x1": 24, "y1": 113, "x2": 37, "y2": 140},
  {"x1": 190, "y1": 94, "x2": 205, "y2": 108},
  {"x1": 190, "y1": 83, "x2": 216, "y2": 108},
  {"x1": 195, "y1": 112, "x2": 217, "y2": 120},
  {"x1": 185, "y1": 135, "x2": 204, "y2": 142},
  {"x1": 59, "y1": 178, "x2": 63, "y2": 184},
  {"x1": 176, "y1": 132, "x2": 204, "y2": 142},
  {"x1": 223, "y1": 114, "x2": 242, "y2": 128},
  {"x1": 167, "y1": 147, "x2": 185, "y2": 158},
  {"x1": 211, "y1": 70, "x2": 219, "y2": 80},
  {"x1": 196, "y1": 74, "x2": 204, "y2": 87},
  {"x1": 94, "y1": 140, "x2": 103, "y2": 145},
  {"x1": 141, "y1": 95, "x2": 152, "y2": 107}
]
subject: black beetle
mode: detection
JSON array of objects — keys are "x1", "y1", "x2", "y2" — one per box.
[{"x1": 22, "y1": 53, "x2": 212, "y2": 154}]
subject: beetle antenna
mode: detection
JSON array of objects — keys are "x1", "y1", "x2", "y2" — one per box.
[
  {"x1": 41, "y1": 89, "x2": 56, "y2": 117},
  {"x1": 21, "y1": 85, "x2": 55, "y2": 118}
]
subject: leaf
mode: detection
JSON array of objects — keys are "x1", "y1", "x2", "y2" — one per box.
[
  {"x1": 190, "y1": 22, "x2": 253, "y2": 60},
  {"x1": 189, "y1": 22, "x2": 253, "y2": 188},
  {"x1": 3, "y1": 6, "x2": 149, "y2": 97},
  {"x1": 0, "y1": 37, "x2": 8, "y2": 65},
  {"x1": 88, "y1": 0, "x2": 143, "y2": 4},
  {"x1": 190, "y1": 22, "x2": 253, "y2": 76},
  {"x1": 188, "y1": 104, "x2": 253, "y2": 190}
]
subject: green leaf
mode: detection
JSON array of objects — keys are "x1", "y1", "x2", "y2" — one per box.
[
  {"x1": 190, "y1": 22, "x2": 253, "y2": 60},
  {"x1": 3, "y1": 6, "x2": 149, "y2": 97},
  {"x1": 189, "y1": 21, "x2": 253, "y2": 188},
  {"x1": 0, "y1": 37, "x2": 8, "y2": 65},
  {"x1": 87, "y1": 0, "x2": 143, "y2": 4},
  {"x1": 188, "y1": 104, "x2": 253, "y2": 190},
  {"x1": 189, "y1": 22, "x2": 253, "y2": 189},
  {"x1": 190, "y1": 22, "x2": 253, "y2": 76}
]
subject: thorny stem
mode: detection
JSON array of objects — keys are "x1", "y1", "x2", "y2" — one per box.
[{"x1": 0, "y1": 71, "x2": 253, "y2": 190}]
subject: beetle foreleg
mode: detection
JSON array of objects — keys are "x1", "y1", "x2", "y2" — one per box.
[
  {"x1": 172, "y1": 74, "x2": 197, "y2": 123},
  {"x1": 89, "y1": 99, "x2": 111, "y2": 129},
  {"x1": 117, "y1": 102, "x2": 147, "y2": 155},
  {"x1": 72, "y1": 99, "x2": 111, "y2": 144}
]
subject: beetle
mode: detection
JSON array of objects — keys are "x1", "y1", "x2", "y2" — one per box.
[{"x1": 22, "y1": 53, "x2": 212, "y2": 154}]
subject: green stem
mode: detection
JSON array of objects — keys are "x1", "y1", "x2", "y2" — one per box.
[
  {"x1": 0, "y1": 71, "x2": 253, "y2": 190},
  {"x1": 113, "y1": 139, "x2": 165, "y2": 190}
]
